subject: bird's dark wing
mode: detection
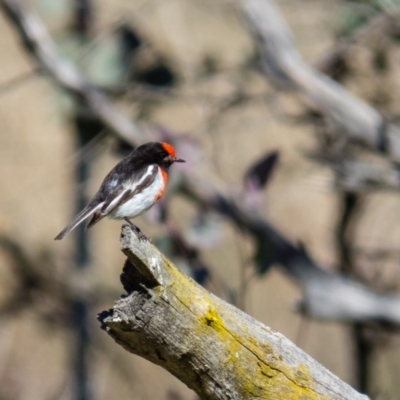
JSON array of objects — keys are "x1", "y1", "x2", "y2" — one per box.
[
  {"x1": 86, "y1": 165, "x2": 158, "y2": 229},
  {"x1": 93, "y1": 153, "x2": 151, "y2": 200}
]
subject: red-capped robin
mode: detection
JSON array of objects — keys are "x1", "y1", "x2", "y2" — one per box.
[{"x1": 54, "y1": 142, "x2": 185, "y2": 240}]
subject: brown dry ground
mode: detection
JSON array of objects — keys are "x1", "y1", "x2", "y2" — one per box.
[{"x1": 0, "y1": 0, "x2": 399, "y2": 399}]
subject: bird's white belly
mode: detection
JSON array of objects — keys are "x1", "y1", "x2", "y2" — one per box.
[{"x1": 109, "y1": 170, "x2": 164, "y2": 219}]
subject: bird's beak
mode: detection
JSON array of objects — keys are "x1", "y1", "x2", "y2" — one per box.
[{"x1": 173, "y1": 157, "x2": 185, "y2": 163}]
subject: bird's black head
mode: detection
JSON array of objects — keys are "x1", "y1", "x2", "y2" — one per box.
[{"x1": 137, "y1": 142, "x2": 185, "y2": 169}]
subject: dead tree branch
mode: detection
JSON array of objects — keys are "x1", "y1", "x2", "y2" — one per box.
[
  {"x1": 242, "y1": 0, "x2": 400, "y2": 161},
  {"x1": 99, "y1": 225, "x2": 369, "y2": 400}
]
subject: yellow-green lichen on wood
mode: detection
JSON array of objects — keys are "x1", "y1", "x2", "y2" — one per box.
[
  {"x1": 159, "y1": 255, "x2": 330, "y2": 399},
  {"x1": 195, "y1": 304, "x2": 330, "y2": 400}
]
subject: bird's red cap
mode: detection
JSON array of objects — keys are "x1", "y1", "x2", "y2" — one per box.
[{"x1": 161, "y1": 142, "x2": 176, "y2": 157}]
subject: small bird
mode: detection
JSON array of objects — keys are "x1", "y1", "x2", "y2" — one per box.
[{"x1": 54, "y1": 142, "x2": 185, "y2": 240}]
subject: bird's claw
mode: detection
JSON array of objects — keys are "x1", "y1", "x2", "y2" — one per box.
[{"x1": 124, "y1": 218, "x2": 149, "y2": 242}]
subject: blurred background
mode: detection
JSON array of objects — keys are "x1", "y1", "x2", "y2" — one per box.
[{"x1": 1, "y1": 0, "x2": 400, "y2": 399}]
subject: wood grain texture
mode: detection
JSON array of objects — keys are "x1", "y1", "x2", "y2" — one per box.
[{"x1": 99, "y1": 225, "x2": 369, "y2": 400}]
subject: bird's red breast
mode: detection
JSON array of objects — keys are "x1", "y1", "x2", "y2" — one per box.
[{"x1": 155, "y1": 167, "x2": 168, "y2": 200}]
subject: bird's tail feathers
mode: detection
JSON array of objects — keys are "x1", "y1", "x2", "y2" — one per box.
[{"x1": 54, "y1": 203, "x2": 101, "y2": 240}]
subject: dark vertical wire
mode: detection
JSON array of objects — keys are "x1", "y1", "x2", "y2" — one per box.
[
  {"x1": 70, "y1": 1, "x2": 94, "y2": 400},
  {"x1": 337, "y1": 191, "x2": 371, "y2": 394},
  {"x1": 71, "y1": 114, "x2": 104, "y2": 400},
  {"x1": 72, "y1": 118, "x2": 91, "y2": 400}
]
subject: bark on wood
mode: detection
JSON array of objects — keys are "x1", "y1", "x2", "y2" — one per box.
[{"x1": 99, "y1": 225, "x2": 369, "y2": 400}]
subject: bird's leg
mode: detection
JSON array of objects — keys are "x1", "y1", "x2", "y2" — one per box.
[{"x1": 124, "y1": 218, "x2": 148, "y2": 242}]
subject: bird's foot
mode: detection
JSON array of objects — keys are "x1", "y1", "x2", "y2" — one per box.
[{"x1": 124, "y1": 218, "x2": 149, "y2": 242}]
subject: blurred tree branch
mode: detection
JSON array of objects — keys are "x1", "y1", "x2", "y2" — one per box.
[
  {"x1": 242, "y1": 0, "x2": 400, "y2": 162},
  {"x1": 0, "y1": 235, "x2": 118, "y2": 321},
  {"x1": 4, "y1": 0, "x2": 400, "y2": 327},
  {"x1": 242, "y1": 2, "x2": 400, "y2": 393},
  {"x1": 99, "y1": 225, "x2": 369, "y2": 400},
  {"x1": 0, "y1": 0, "x2": 144, "y2": 145},
  {"x1": 182, "y1": 175, "x2": 400, "y2": 326},
  {"x1": 315, "y1": 7, "x2": 400, "y2": 77},
  {"x1": 308, "y1": 153, "x2": 400, "y2": 191}
]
